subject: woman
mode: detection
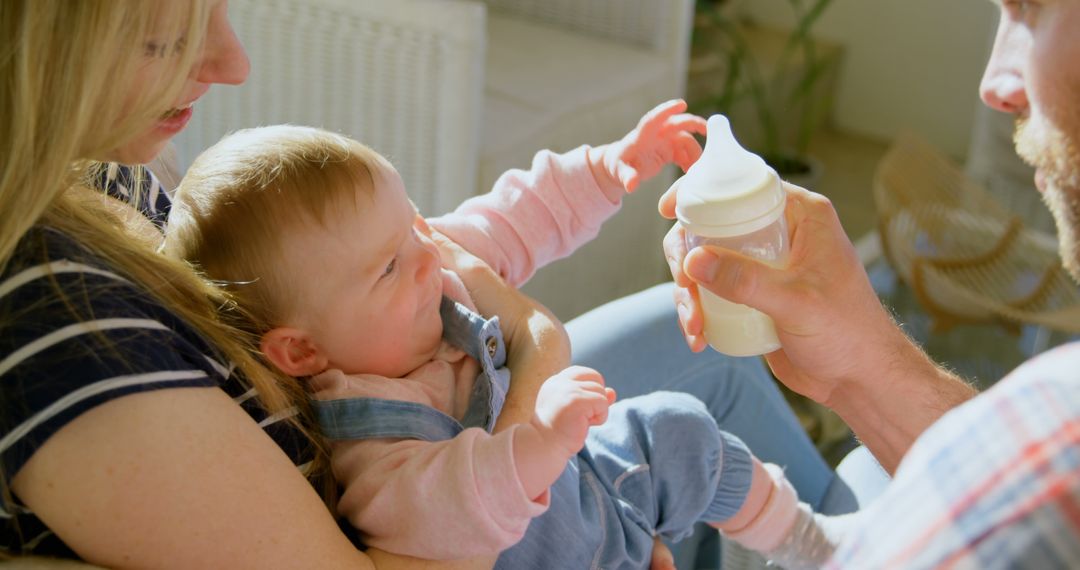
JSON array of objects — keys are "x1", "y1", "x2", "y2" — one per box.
[
  {"x1": 0, "y1": 1, "x2": 851, "y2": 567},
  {"x1": 0, "y1": 2, "x2": 553, "y2": 567}
]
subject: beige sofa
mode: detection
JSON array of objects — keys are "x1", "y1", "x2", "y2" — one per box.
[{"x1": 172, "y1": 0, "x2": 694, "y2": 319}]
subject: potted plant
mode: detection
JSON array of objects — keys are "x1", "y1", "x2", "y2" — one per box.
[{"x1": 688, "y1": 0, "x2": 839, "y2": 185}]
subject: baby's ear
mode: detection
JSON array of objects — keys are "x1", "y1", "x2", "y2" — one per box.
[{"x1": 261, "y1": 327, "x2": 327, "y2": 377}]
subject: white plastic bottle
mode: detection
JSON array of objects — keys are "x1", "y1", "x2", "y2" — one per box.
[{"x1": 675, "y1": 115, "x2": 789, "y2": 357}]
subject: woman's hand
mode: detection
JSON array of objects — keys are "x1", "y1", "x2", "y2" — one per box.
[
  {"x1": 650, "y1": 537, "x2": 677, "y2": 570},
  {"x1": 427, "y1": 228, "x2": 571, "y2": 428},
  {"x1": 658, "y1": 182, "x2": 975, "y2": 471}
]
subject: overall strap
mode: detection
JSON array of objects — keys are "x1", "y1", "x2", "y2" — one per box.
[
  {"x1": 441, "y1": 297, "x2": 510, "y2": 432},
  {"x1": 313, "y1": 397, "x2": 463, "y2": 442}
]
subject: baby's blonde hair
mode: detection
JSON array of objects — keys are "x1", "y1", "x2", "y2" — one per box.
[{"x1": 166, "y1": 125, "x2": 393, "y2": 332}]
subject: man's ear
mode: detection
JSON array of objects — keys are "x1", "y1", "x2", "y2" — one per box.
[{"x1": 261, "y1": 327, "x2": 327, "y2": 377}]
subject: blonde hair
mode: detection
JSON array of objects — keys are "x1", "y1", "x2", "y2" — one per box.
[
  {"x1": 0, "y1": 2, "x2": 332, "y2": 520},
  {"x1": 166, "y1": 125, "x2": 392, "y2": 331}
]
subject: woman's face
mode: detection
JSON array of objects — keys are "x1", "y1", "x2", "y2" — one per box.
[{"x1": 109, "y1": 1, "x2": 250, "y2": 164}]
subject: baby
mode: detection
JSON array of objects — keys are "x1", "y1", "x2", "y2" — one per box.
[{"x1": 164, "y1": 101, "x2": 843, "y2": 569}]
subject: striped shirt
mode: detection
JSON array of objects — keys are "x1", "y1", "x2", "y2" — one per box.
[
  {"x1": 829, "y1": 342, "x2": 1080, "y2": 569},
  {"x1": 0, "y1": 166, "x2": 311, "y2": 558}
]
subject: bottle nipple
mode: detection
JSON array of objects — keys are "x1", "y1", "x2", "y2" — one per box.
[{"x1": 675, "y1": 115, "x2": 784, "y2": 238}]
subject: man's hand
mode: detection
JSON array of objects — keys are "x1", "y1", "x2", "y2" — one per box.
[
  {"x1": 658, "y1": 181, "x2": 976, "y2": 472},
  {"x1": 589, "y1": 99, "x2": 707, "y2": 193}
]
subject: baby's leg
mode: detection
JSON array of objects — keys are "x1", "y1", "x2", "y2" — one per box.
[
  {"x1": 567, "y1": 283, "x2": 855, "y2": 515},
  {"x1": 578, "y1": 392, "x2": 755, "y2": 546},
  {"x1": 711, "y1": 460, "x2": 857, "y2": 569},
  {"x1": 581, "y1": 390, "x2": 855, "y2": 570}
]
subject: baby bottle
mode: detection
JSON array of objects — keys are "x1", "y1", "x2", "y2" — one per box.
[{"x1": 675, "y1": 115, "x2": 789, "y2": 357}]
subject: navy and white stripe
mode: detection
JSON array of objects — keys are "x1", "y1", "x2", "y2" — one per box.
[
  {"x1": 1, "y1": 170, "x2": 310, "y2": 558},
  {"x1": 97, "y1": 163, "x2": 172, "y2": 229}
]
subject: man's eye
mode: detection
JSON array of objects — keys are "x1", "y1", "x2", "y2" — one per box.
[
  {"x1": 1005, "y1": 0, "x2": 1035, "y2": 19},
  {"x1": 383, "y1": 258, "x2": 397, "y2": 277}
]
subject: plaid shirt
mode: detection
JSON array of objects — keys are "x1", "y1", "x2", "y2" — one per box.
[{"x1": 830, "y1": 342, "x2": 1080, "y2": 569}]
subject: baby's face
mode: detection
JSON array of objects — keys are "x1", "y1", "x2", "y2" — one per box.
[{"x1": 282, "y1": 166, "x2": 446, "y2": 377}]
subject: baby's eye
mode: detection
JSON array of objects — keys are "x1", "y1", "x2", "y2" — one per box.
[{"x1": 382, "y1": 258, "x2": 397, "y2": 277}]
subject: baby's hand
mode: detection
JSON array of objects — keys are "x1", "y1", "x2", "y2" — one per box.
[
  {"x1": 591, "y1": 99, "x2": 707, "y2": 193},
  {"x1": 531, "y1": 366, "x2": 616, "y2": 456}
]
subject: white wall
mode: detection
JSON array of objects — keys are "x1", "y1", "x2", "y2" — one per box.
[{"x1": 739, "y1": 0, "x2": 999, "y2": 158}]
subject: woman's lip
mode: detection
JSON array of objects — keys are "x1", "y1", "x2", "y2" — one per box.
[{"x1": 156, "y1": 104, "x2": 193, "y2": 134}]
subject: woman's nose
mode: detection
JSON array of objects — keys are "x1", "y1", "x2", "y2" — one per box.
[{"x1": 193, "y1": 3, "x2": 251, "y2": 86}]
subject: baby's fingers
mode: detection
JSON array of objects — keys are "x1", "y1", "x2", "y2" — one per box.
[
  {"x1": 637, "y1": 99, "x2": 688, "y2": 135},
  {"x1": 563, "y1": 365, "x2": 605, "y2": 386},
  {"x1": 662, "y1": 113, "x2": 708, "y2": 137},
  {"x1": 674, "y1": 132, "x2": 703, "y2": 172},
  {"x1": 585, "y1": 389, "x2": 611, "y2": 426},
  {"x1": 618, "y1": 161, "x2": 642, "y2": 193}
]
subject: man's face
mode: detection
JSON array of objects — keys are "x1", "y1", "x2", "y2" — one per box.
[{"x1": 980, "y1": 0, "x2": 1080, "y2": 280}]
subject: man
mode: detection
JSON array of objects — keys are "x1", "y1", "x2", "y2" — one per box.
[{"x1": 660, "y1": 0, "x2": 1080, "y2": 566}]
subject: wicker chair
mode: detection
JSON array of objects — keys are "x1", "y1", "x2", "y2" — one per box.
[
  {"x1": 173, "y1": 0, "x2": 694, "y2": 319},
  {"x1": 874, "y1": 132, "x2": 1080, "y2": 335}
]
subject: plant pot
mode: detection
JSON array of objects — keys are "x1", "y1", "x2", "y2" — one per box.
[{"x1": 765, "y1": 152, "x2": 823, "y2": 191}]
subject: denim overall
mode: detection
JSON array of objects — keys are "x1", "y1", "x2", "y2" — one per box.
[{"x1": 314, "y1": 298, "x2": 755, "y2": 570}]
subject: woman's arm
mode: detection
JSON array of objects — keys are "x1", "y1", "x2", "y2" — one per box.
[
  {"x1": 12, "y1": 387, "x2": 493, "y2": 570},
  {"x1": 427, "y1": 229, "x2": 570, "y2": 429}
]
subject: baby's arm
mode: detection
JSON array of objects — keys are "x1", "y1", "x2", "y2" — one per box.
[
  {"x1": 327, "y1": 367, "x2": 613, "y2": 560},
  {"x1": 429, "y1": 100, "x2": 705, "y2": 288},
  {"x1": 512, "y1": 365, "x2": 615, "y2": 498},
  {"x1": 712, "y1": 459, "x2": 857, "y2": 569},
  {"x1": 334, "y1": 430, "x2": 543, "y2": 560}
]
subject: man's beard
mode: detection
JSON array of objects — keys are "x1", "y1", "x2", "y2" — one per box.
[{"x1": 1014, "y1": 115, "x2": 1080, "y2": 281}]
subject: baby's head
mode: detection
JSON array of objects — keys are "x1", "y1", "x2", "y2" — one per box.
[{"x1": 166, "y1": 125, "x2": 445, "y2": 379}]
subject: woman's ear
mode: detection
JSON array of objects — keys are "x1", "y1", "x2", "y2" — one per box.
[{"x1": 261, "y1": 327, "x2": 327, "y2": 377}]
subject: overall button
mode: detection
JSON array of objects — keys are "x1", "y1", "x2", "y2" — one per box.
[{"x1": 485, "y1": 336, "x2": 498, "y2": 358}]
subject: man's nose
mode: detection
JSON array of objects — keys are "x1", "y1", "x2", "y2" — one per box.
[{"x1": 979, "y1": 20, "x2": 1029, "y2": 115}]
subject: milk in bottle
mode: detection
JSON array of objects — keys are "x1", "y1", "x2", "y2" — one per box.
[{"x1": 674, "y1": 115, "x2": 789, "y2": 357}]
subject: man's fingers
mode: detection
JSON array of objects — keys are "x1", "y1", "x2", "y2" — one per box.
[
  {"x1": 663, "y1": 222, "x2": 691, "y2": 285},
  {"x1": 659, "y1": 178, "x2": 680, "y2": 219},
  {"x1": 684, "y1": 246, "x2": 788, "y2": 318}
]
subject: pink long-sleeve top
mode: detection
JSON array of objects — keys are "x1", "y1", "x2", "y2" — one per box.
[{"x1": 312, "y1": 146, "x2": 626, "y2": 559}]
